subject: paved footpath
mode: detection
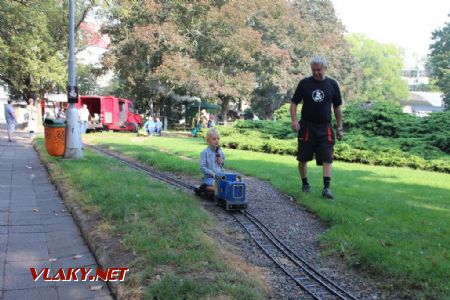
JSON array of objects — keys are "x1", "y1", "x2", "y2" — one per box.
[{"x1": 0, "y1": 130, "x2": 112, "y2": 300}]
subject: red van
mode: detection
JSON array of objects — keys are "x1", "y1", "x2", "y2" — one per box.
[{"x1": 76, "y1": 95, "x2": 142, "y2": 132}]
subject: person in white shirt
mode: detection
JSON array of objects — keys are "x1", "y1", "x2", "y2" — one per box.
[
  {"x1": 79, "y1": 104, "x2": 90, "y2": 133},
  {"x1": 27, "y1": 98, "x2": 38, "y2": 138}
]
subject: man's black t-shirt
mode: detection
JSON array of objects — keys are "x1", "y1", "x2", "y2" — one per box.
[{"x1": 291, "y1": 76, "x2": 342, "y2": 124}]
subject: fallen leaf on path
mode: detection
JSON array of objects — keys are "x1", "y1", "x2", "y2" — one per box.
[{"x1": 89, "y1": 285, "x2": 103, "y2": 291}]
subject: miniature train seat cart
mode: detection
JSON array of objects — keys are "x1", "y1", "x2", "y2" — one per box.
[{"x1": 214, "y1": 173, "x2": 247, "y2": 210}]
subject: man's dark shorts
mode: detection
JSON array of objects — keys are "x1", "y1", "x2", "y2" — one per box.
[{"x1": 297, "y1": 121, "x2": 335, "y2": 165}]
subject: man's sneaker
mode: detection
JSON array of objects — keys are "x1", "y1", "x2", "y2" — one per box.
[
  {"x1": 302, "y1": 184, "x2": 311, "y2": 193},
  {"x1": 322, "y1": 188, "x2": 334, "y2": 199}
]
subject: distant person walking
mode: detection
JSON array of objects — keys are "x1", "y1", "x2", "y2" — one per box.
[
  {"x1": 27, "y1": 98, "x2": 38, "y2": 138},
  {"x1": 79, "y1": 104, "x2": 90, "y2": 133},
  {"x1": 290, "y1": 55, "x2": 344, "y2": 199},
  {"x1": 4, "y1": 100, "x2": 17, "y2": 142},
  {"x1": 57, "y1": 107, "x2": 66, "y2": 120}
]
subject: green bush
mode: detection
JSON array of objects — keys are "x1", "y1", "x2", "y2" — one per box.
[
  {"x1": 272, "y1": 103, "x2": 292, "y2": 120},
  {"x1": 344, "y1": 101, "x2": 450, "y2": 154},
  {"x1": 213, "y1": 102, "x2": 450, "y2": 173}
]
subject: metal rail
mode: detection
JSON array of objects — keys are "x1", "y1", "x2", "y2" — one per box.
[
  {"x1": 87, "y1": 144, "x2": 358, "y2": 300},
  {"x1": 85, "y1": 144, "x2": 195, "y2": 190},
  {"x1": 235, "y1": 211, "x2": 357, "y2": 300}
]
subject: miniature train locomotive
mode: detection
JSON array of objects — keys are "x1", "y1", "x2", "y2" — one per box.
[
  {"x1": 214, "y1": 173, "x2": 247, "y2": 210},
  {"x1": 195, "y1": 173, "x2": 247, "y2": 210}
]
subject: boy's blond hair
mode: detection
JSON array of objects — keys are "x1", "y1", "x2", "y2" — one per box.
[{"x1": 206, "y1": 128, "x2": 219, "y2": 140}]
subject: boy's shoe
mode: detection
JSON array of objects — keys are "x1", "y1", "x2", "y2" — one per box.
[
  {"x1": 302, "y1": 184, "x2": 311, "y2": 193},
  {"x1": 194, "y1": 184, "x2": 207, "y2": 196},
  {"x1": 195, "y1": 184, "x2": 214, "y2": 200},
  {"x1": 322, "y1": 188, "x2": 334, "y2": 199},
  {"x1": 194, "y1": 186, "x2": 201, "y2": 196}
]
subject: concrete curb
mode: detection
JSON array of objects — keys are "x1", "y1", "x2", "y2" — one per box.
[{"x1": 33, "y1": 142, "x2": 126, "y2": 300}]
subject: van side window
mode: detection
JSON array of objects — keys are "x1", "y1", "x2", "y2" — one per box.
[{"x1": 128, "y1": 102, "x2": 134, "y2": 113}]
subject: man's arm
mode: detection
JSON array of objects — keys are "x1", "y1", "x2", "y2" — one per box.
[
  {"x1": 290, "y1": 102, "x2": 300, "y2": 132},
  {"x1": 333, "y1": 106, "x2": 343, "y2": 140},
  {"x1": 9, "y1": 106, "x2": 17, "y2": 122}
]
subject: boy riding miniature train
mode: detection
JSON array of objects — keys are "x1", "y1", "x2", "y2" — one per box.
[
  {"x1": 195, "y1": 129, "x2": 247, "y2": 210},
  {"x1": 195, "y1": 129, "x2": 224, "y2": 198}
]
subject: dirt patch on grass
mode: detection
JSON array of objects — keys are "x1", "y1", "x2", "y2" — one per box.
[
  {"x1": 129, "y1": 137, "x2": 147, "y2": 143},
  {"x1": 205, "y1": 226, "x2": 272, "y2": 294}
]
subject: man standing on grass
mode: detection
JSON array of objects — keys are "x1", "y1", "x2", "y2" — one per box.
[{"x1": 290, "y1": 55, "x2": 344, "y2": 199}]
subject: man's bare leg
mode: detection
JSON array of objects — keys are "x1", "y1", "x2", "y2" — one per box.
[
  {"x1": 323, "y1": 163, "x2": 331, "y2": 177},
  {"x1": 299, "y1": 161, "x2": 307, "y2": 178},
  {"x1": 7, "y1": 128, "x2": 13, "y2": 142}
]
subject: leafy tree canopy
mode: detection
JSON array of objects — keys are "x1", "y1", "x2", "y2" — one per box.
[
  {"x1": 102, "y1": 0, "x2": 358, "y2": 118},
  {"x1": 346, "y1": 33, "x2": 409, "y2": 102},
  {"x1": 428, "y1": 13, "x2": 450, "y2": 109},
  {"x1": 0, "y1": 0, "x2": 95, "y2": 99}
]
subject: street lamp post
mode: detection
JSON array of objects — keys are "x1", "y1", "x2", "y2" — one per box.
[{"x1": 64, "y1": 0, "x2": 83, "y2": 159}]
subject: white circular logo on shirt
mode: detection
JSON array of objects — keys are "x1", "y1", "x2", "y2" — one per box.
[{"x1": 312, "y1": 90, "x2": 324, "y2": 102}]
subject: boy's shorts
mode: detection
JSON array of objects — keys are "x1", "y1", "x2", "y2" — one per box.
[
  {"x1": 202, "y1": 177, "x2": 215, "y2": 186},
  {"x1": 297, "y1": 121, "x2": 335, "y2": 165}
]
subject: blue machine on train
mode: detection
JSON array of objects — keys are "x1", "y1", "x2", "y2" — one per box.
[{"x1": 214, "y1": 173, "x2": 247, "y2": 210}]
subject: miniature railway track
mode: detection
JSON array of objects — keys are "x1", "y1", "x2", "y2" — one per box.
[
  {"x1": 85, "y1": 144, "x2": 195, "y2": 190},
  {"x1": 233, "y1": 211, "x2": 357, "y2": 300},
  {"x1": 87, "y1": 144, "x2": 357, "y2": 300}
]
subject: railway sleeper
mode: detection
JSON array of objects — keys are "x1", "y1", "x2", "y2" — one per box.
[{"x1": 293, "y1": 275, "x2": 309, "y2": 281}]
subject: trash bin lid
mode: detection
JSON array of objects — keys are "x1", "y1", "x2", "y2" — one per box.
[{"x1": 43, "y1": 118, "x2": 66, "y2": 128}]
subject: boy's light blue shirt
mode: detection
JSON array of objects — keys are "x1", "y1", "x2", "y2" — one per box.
[{"x1": 200, "y1": 146, "x2": 224, "y2": 184}]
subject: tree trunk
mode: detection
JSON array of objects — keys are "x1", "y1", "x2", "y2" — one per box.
[
  {"x1": 220, "y1": 95, "x2": 230, "y2": 124},
  {"x1": 163, "y1": 96, "x2": 173, "y2": 128}
]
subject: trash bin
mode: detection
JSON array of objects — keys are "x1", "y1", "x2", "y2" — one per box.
[{"x1": 43, "y1": 119, "x2": 66, "y2": 157}]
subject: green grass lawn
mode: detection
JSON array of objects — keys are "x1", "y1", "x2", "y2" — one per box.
[
  {"x1": 35, "y1": 139, "x2": 266, "y2": 300},
  {"x1": 86, "y1": 132, "x2": 450, "y2": 300}
]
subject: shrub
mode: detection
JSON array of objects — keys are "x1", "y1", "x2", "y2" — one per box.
[{"x1": 212, "y1": 101, "x2": 450, "y2": 173}]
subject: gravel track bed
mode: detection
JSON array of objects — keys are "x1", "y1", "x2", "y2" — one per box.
[
  {"x1": 178, "y1": 173, "x2": 400, "y2": 300},
  {"x1": 93, "y1": 147, "x2": 399, "y2": 299}
]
